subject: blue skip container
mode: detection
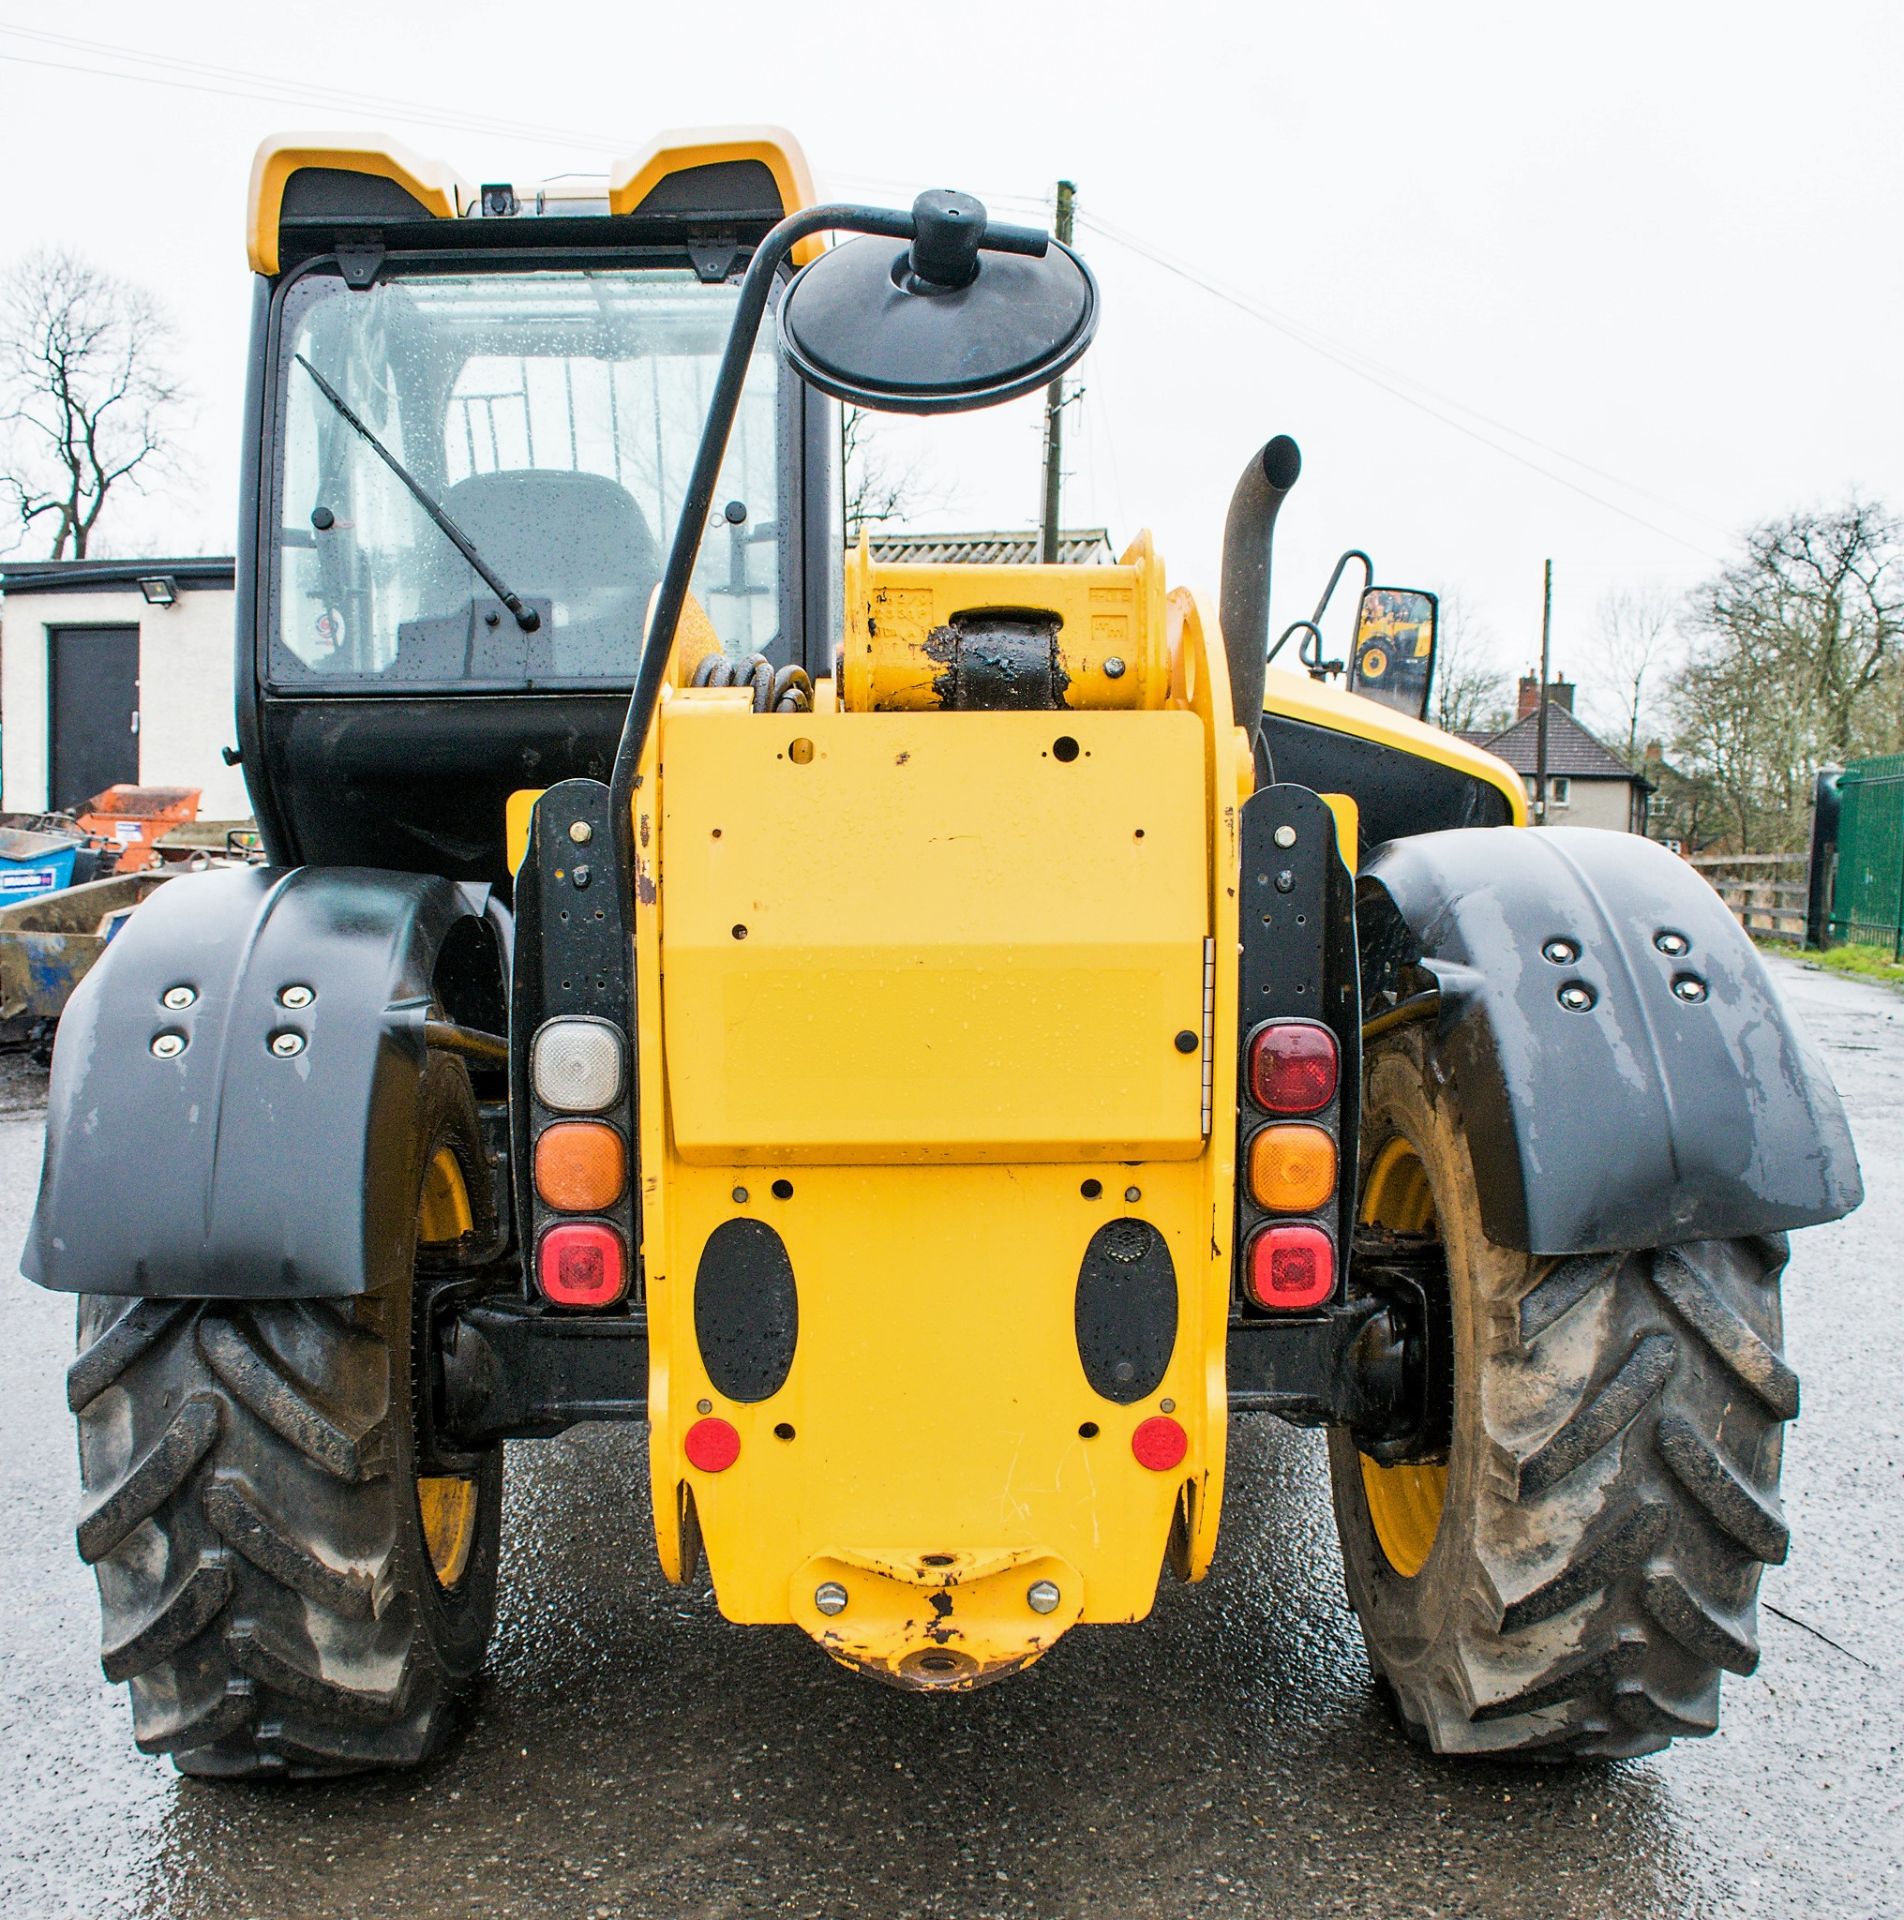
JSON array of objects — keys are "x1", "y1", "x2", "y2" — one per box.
[{"x1": 0, "y1": 828, "x2": 83, "y2": 903}]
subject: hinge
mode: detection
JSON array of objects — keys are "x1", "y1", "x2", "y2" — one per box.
[{"x1": 1201, "y1": 936, "x2": 1216, "y2": 1137}]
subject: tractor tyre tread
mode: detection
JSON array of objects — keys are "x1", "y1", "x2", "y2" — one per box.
[
  {"x1": 1330, "y1": 1024, "x2": 1796, "y2": 1759},
  {"x1": 71, "y1": 1055, "x2": 500, "y2": 1779}
]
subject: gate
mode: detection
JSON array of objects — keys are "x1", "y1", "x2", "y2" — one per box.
[{"x1": 1828, "y1": 753, "x2": 1904, "y2": 954}]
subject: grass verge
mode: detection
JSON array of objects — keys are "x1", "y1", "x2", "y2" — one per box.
[{"x1": 1767, "y1": 938, "x2": 1904, "y2": 989}]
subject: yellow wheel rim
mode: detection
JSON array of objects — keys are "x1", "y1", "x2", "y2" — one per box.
[
  {"x1": 1357, "y1": 1135, "x2": 1448, "y2": 1578},
  {"x1": 416, "y1": 1145, "x2": 479, "y2": 1590}
]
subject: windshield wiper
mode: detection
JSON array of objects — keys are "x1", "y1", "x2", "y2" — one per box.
[{"x1": 295, "y1": 354, "x2": 540, "y2": 633}]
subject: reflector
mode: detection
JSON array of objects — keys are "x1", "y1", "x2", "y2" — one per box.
[
  {"x1": 685, "y1": 1416, "x2": 741, "y2": 1473},
  {"x1": 1130, "y1": 1414, "x2": 1188, "y2": 1472},
  {"x1": 1248, "y1": 1022, "x2": 1338, "y2": 1114},
  {"x1": 1245, "y1": 1223, "x2": 1335, "y2": 1311}
]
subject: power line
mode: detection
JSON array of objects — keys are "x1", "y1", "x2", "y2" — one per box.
[
  {"x1": 0, "y1": 25, "x2": 629, "y2": 153},
  {"x1": 1078, "y1": 210, "x2": 1725, "y2": 561},
  {"x1": 0, "y1": 29, "x2": 1738, "y2": 564}
]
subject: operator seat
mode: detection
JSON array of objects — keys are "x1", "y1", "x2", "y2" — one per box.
[{"x1": 395, "y1": 468, "x2": 662, "y2": 680}]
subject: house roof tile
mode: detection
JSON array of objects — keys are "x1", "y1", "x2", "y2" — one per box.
[{"x1": 1474, "y1": 704, "x2": 1651, "y2": 785}]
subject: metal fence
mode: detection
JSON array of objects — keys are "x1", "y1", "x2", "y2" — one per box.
[{"x1": 1828, "y1": 753, "x2": 1904, "y2": 953}]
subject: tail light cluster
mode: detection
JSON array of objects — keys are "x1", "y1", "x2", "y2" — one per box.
[
  {"x1": 530, "y1": 1016, "x2": 631, "y2": 1308},
  {"x1": 1239, "y1": 1020, "x2": 1341, "y2": 1311}
]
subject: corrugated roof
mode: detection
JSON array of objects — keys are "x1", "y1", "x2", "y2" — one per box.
[
  {"x1": 866, "y1": 529, "x2": 1113, "y2": 567},
  {"x1": 1474, "y1": 704, "x2": 1651, "y2": 784}
]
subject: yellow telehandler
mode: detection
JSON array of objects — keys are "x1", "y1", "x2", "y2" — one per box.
[{"x1": 25, "y1": 129, "x2": 1859, "y2": 1775}]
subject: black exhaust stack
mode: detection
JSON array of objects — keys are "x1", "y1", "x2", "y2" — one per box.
[{"x1": 1220, "y1": 435, "x2": 1302, "y2": 748}]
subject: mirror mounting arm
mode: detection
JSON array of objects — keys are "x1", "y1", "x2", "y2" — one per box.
[
  {"x1": 607, "y1": 199, "x2": 1050, "y2": 879},
  {"x1": 1310, "y1": 548, "x2": 1373, "y2": 631}
]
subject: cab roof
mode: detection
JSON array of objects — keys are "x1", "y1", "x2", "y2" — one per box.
[{"x1": 247, "y1": 126, "x2": 819, "y2": 276}]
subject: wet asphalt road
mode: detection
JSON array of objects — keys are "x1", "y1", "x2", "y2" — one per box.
[{"x1": 0, "y1": 951, "x2": 1898, "y2": 1920}]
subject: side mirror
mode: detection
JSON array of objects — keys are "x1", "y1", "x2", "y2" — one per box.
[
  {"x1": 1348, "y1": 587, "x2": 1437, "y2": 721},
  {"x1": 777, "y1": 191, "x2": 1098, "y2": 414}
]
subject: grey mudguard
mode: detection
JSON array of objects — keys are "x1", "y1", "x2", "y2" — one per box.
[
  {"x1": 24, "y1": 866, "x2": 490, "y2": 1297},
  {"x1": 1358, "y1": 826, "x2": 1862, "y2": 1255}
]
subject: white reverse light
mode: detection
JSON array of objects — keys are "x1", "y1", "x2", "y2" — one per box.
[{"x1": 531, "y1": 1018, "x2": 624, "y2": 1113}]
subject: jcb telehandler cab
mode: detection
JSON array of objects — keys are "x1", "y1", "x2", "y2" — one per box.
[{"x1": 27, "y1": 129, "x2": 1860, "y2": 1776}]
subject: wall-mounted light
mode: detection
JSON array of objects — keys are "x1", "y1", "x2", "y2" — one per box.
[{"x1": 137, "y1": 576, "x2": 178, "y2": 608}]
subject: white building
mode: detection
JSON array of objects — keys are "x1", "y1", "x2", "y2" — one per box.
[{"x1": 0, "y1": 557, "x2": 251, "y2": 821}]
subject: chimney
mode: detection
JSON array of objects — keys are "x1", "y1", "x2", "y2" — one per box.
[
  {"x1": 1517, "y1": 671, "x2": 1575, "y2": 718},
  {"x1": 1644, "y1": 739, "x2": 1663, "y2": 764}
]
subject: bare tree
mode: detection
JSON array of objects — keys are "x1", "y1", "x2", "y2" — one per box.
[
  {"x1": 1591, "y1": 583, "x2": 1679, "y2": 763},
  {"x1": 1666, "y1": 500, "x2": 1904, "y2": 851},
  {"x1": 0, "y1": 250, "x2": 186, "y2": 558},
  {"x1": 1431, "y1": 589, "x2": 1512, "y2": 735},
  {"x1": 841, "y1": 406, "x2": 947, "y2": 544}
]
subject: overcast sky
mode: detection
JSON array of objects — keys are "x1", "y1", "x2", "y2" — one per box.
[{"x1": 2, "y1": 0, "x2": 1899, "y2": 732}]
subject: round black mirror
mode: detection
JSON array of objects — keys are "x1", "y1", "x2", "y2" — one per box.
[{"x1": 777, "y1": 191, "x2": 1099, "y2": 415}]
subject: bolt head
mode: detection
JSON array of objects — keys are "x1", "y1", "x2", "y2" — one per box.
[
  {"x1": 568, "y1": 820, "x2": 593, "y2": 845},
  {"x1": 1027, "y1": 1580, "x2": 1061, "y2": 1615},
  {"x1": 814, "y1": 1581, "x2": 849, "y2": 1617},
  {"x1": 1124, "y1": 1185, "x2": 1142, "y2": 1204},
  {"x1": 1272, "y1": 824, "x2": 1297, "y2": 849},
  {"x1": 1103, "y1": 656, "x2": 1127, "y2": 680},
  {"x1": 150, "y1": 1031, "x2": 186, "y2": 1059},
  {"x1": 1655, "y1": 930, "x2": 1690, "y2": 956},
  {"x1": 279, "y1": 984, "x2": 314, "y2": 1010},
  {"x1": 270, "y1": 1030, "x2": 306, "y2": 1057},
  {"x1": 1557, "y1": 983, "x2": 1596, "y2": 1013},
  {"x1": 1672, "y1": 974, "x2": 1709, "y2": 1003},
  {"x1": 1542, "y1": 938, "x2": 1579, "y2": 965}
]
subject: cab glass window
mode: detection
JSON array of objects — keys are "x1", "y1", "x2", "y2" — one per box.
[{"x1": 270, "y1": 266, "x2": 783, "y2": 687}]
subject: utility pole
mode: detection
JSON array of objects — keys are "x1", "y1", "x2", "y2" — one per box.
[
  {"x1": 1535, "y1": 558, "x2": 1553, "y2": 825},
  {"x1": 1039, "y1": 179, "x2": 1077, "y2": 564}
]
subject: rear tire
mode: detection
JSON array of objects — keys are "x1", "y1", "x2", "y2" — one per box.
[
  {"x1": 71, "y1": 1053, "x2": 502, "y2": 1777},
  {"x1": 1329, "y1": 1025, "x2": 1797, "y2": 1758}
]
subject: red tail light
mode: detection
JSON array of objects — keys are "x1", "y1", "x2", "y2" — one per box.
[
  {"x1": 537, "y1": 1221, "x2": 627, "y2": 1308},
  {"x1": 1248, "y1": 1022, "x2": 1338, "y2": 1114},
  {"x1": 1245, "y1": 1223, "x2": 1335, "y2": 1310}
]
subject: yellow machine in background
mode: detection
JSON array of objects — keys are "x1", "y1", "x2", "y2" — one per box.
[{"x1": 29, "y1": 127, "x2": 1858, "y2": 1782}]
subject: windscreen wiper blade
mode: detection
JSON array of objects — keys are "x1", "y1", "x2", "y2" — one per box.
[{"x1": 295, "y1": 354, "x2": 541, "y2": 633}]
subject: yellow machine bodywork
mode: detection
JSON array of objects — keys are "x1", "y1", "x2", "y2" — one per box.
[
  {"x1": 616, "y1": 553, "x2": 1245, "y2": 1686},
  {"x1": 501, "y1": 539, "x2": 1523, "y2": 1689}
]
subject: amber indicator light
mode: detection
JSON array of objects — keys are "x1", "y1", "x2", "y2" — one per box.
[
  {"x1": 534, "y1": 1120, "x2": 627, "y2": 1212},
  {"x1": 1247, "y1": 1124, "x2": 1337, "y2": 1213}
]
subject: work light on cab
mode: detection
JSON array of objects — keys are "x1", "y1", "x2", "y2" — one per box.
[
  {"x1": 1248, "y1": 1022, "x2": 1338, "y2": 1114},
  {"x1": 537, "y1": 1220, "x2": 627, "y2": 1308},
  {"x1": 1245, "y1": 1223, "x2": 1335, "y2": 1311}
]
